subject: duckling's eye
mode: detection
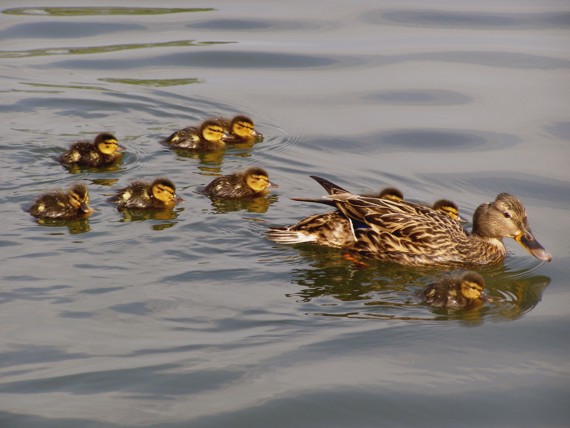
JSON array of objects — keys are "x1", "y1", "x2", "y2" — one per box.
[{"x1": 503, "y1": 212, "x2": 511, "y2": 219}]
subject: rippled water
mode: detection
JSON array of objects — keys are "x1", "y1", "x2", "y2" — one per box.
[{"x1": 1, "y1": 1, "x2": 570, "y2": 426}]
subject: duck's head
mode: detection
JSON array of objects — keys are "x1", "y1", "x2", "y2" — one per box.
[
  {"x1": 68, "y1": 184, "x2": 91, "y2": 213},
  {"x1": 151, "y1": 178, "x2": 183, "y2": 205},
  {"x1": 95, "y1": 133, "x2": 121, "y2": 155},
  {"x1": 378, "y1": 187, "x2": 404, "y2": 202},
  {"x1": 459, "y1": 272, "x2": 486, "y2": 300},
  {"x1": 200, "y1": 120, "x2": 228, "y2": 143},
  {"x1": 230, "y1": 115, "x2": 262, "y2": 140},
  {"x1": 433, "y1": 199, "x2": 467, "y2": 222},
  {"x1": 472, "y1": 193, "x2": 551, "y2": 262},
  {"x1": 244, "y1": 167, "x2": 278, "y2": 193}
]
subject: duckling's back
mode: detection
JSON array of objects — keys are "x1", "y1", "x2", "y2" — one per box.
[
  {"x1": 165, "y1": 127, "x2": 201, "y2": 150},
  {"x1": 29, "y1": 192, "x2": 78, "y2": 219},
  {"x1": 204, "y1": 174, "x2": 252, "y2": 199},
  {"x1": 108, "y1": 182, "x2": 152, "y2": 209}
]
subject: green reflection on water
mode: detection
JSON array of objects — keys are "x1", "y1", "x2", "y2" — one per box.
[
  {"x1": 0, "y1": 40, "x2": 234, "y2": 59},
  {"x1": 100, "y1": 78, "x2": 203, "y2": 87},
  {"x1": 3, "y1": 7, "x2": 215, "y2": 16}
]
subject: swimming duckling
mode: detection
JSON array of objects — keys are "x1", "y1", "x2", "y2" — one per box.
[
  {"x1": 108, "y1": 178, "x2": 182, "y2": 210},
  {"x1": 165, "y1": 119, "x2": 227, "y2": 151},
  {"x1": 203, "y1": 167, "x2": 277, "y2": 199},
  {"x1": 28, "y1": 183, "x2": 92, "y2": 219},
  {"x1": 59, "y1": 133, "x2": 121, "y2": 168},
  {"x1": 286, "y1": 176, "x2": 551, "y2": 267},
  {"x1": 267, "y1": 186, "x2": 404, "y2": 248},
  {"x1": 420, "y1": 271, "x2": 487, "y2": 309},
  {"x1": 432, "y1": 199, "x2": 467, "y2": 223},
  {"x1": 219, "y1": 115, "x2": 263, "y2": 144}
]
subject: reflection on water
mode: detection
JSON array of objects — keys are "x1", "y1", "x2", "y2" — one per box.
[
  {"x1": 208, "y1": 194, "x2": 278, "y2": 214},
  {"x1": 32, "y1": 217, "x2": 92, "y2": 234},
  {"x1": 286, "y1": 245, "x2": 550, "y2": 324},
  {"x1": 3, "y1": 7, "x2": 216, "y2": 16}
]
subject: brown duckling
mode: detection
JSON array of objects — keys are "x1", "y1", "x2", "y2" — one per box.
[
  {"x1": 108, "y1": 178, "x2": 182, "y2": 210},
  {"x1": 165, "y1": 119, "x2": 228, "y2": 151},
  {"x1": 59, "y1": 133, "x2": 121, "y2": 168},
  {"x1": 29, "y1": 183, "x2": 92, "y2": 219},
  {"x1": 220, "y1": 115, "x2": 263, "y2": 144},
  {"x1": 203, "y1": 167, "x2": 277, "y2": 199},
  {"x1": 420, "y1": 271, "x2": 487, "y2": 309},
  {"x1": 432, "y1": 199, "x2": 467, "y2": 223}
]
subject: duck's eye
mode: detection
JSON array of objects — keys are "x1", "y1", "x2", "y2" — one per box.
[{"x1": 503, "y1": 212, "x2": 511, "y2": 219}]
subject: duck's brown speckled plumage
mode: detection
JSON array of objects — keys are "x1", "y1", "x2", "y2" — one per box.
[
  {"x1": 269, "y1": 176, "x2": 552, "y2": 267},
  {"x1": 28, "y1": 184, "x2": 92, "y2": 219},
  {"x1": 59, "y1": 133, "x2": 121, "y2": 168},
  {"x1": 420, "y1": 271, "x2": 487, "y2": 309},
  {"x1": 203, "y1": 167, "x2": 276, "y2": 199},
  {"x1": 165, "y1": 119, "x2": 226, "y2": 151},
  {"x1": 108, "y1": 178, "x2": 181, "y2": 210}
]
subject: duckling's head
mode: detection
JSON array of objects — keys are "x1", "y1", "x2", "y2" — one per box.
[
  {"x1": 230, "y1": 115, "x2": 262, "y2": 140},
  {"x1": 200, "y1": 120, "x2": 227, "y2": 143},
  {"x1": 151, "y1": 178, "x2": 182, "y2": 205},
  {"x1": 95, "y1": 133, "x2": 121, "y2": 155},
  {"x1": 68, "y1": 184, "x2": 91, "y2": 213},
  {"x1": 378, "y1": 187, "x2": 404, "y2": 202},
  {"x1": 459, "y1": 272, "x2": 486, "y2": 300},
  {"x1": 473, "y1": 193, "x2": 551, "y2": 262},
  {"x1": 433, "y1": 199, "x2": 466, "y2": 222},
  {"x1": 244, "y1": 167, "x2": 278, "y2": 193}
]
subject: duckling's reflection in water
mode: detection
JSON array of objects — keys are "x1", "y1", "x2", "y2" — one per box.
[
  {"x1": 118, "y1": 207, "x2": 182, "y2": 230},
  {"x1": 209, "y1": 194, "x2": 278, "y2": 214},
  {"x1": 34, "y1": 217, "x2": 91, "y2": 234},
  {"x1": 284, "y1": 246, "x2": 549, "y2": 323}
]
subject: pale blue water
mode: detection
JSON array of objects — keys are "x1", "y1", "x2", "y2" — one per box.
[{"x1": 1, "y1": 1, "x2": 570, "y2": 427}]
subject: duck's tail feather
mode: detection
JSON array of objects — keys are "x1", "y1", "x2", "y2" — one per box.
[
  {"x1": 309, "y1": 176, "x2": 351, "y2": 195},
  {"x1": 290, "y1": 197, "x2": 337, "y2": 207},
  {"x1": 266, "y1": 227, "x2": 316, "y2": 245}
]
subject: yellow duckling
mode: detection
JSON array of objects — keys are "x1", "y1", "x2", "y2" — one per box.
[
  {"x1": 432, "y1": 199, "x2": 467, "y2": 223},
  {"x1": 203, "y1": 167, "x2": 277, "y2": 199},
  {"x1": 219, "y1": 115, "x2": 263, "y2": 144},
  {"x1": 59, "y1": 133, "x2": 121, "y2": 168},
  {"x1": 28, "y1": 183, "x2": 92, "y2": 219},
  {"x1": 165, "y1": 119, "x2": 228, "y2": 151},
  {"x1": 108, "y1": 178, "x2": 182, "y2": 210},
  {"x1": 267, "y1": 186, "x2": 405, "y2": 248},
  {"x1": 420, "y1": 271, "x2": 487, "y2": 309},
  {"x1": 295, "y1": 176, "x2": 551, "y2": 267}
]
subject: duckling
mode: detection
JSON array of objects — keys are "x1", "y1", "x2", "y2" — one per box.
[
  {"x1": 420, "y1": 271, "x2": 487, "y2": 309},
  {"x1": 267, "y1": 187, "x2": 404, "y2": 248},
  {"x1": 59, "y1": 133, "x2": 121, "y2": 168},
  {"x1": 28, "y1": 183, "x2": 92, "y2": 219},
  {"x1": 203, "y1": 167, "x2": 277, "y2": 199},
  {"x1": 108, "y1": 178, "x2": 182, "y2": 210},
  {"x1": 165, "y1": 119, "x2": 227, "y2": 151},
  {"x1": 432, "y1": 199, "x2": 467, "y2": 223},
  {"x1": 219, "y1": 115, "x2": 263, "y2": 144},
  {"x1": 286, "y1": 176, "x2": 551, "y2": 267}
]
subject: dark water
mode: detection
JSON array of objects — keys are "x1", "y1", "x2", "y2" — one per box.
[{"x1": 1, "y1": 1, "x2": 570, "y2": 426}]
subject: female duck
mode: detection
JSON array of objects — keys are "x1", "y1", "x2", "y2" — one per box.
[
  {"x1": 203, "y1": 167, "x2": 277, "y2": 199},
  {"x1": 165, "y1": 119, "x2": 227, "y2": 151},
  {"x1": 29, "y1": 183, "x2": 92, "y2": 219},
  {"x1": 219, "y1": 115, "x2": 263, "y2": 144},
  {"x1": 59, "y1": 133, "x2": 121, "y2": 168},
  {"x1": 289, "y1": 176, "x2": 551, "y2": 267},
  {"x1": 267, "y1": 187, "x2": 465, "y2": 248},
  {"x1": 420, "y1": 271, "x2": 487, "y2": 309},
  {"x1": 108, "y1": 178, "x2": 182, "y2": 210}
]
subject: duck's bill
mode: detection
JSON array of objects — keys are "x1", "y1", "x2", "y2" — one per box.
[
  {"x1": 267, "y1": 180, "x2": 279, "y2": 189},
  {"x1": 79, "y1": 202, "x2": 91, "y2": 213},
  {"x1": 516, "y1": 231, "x2": 552, "y2": 262},
  {"x1": 457, "y1": 215, "x2": 468, "y2": 224},
  {"x1": 173, "y1": 194, "x2": 184, "y2": 203}
]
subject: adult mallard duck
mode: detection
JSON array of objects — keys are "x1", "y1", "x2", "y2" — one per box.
[
  {"x1": 218, "y1": 115, "x2": 263, "y2": 145},
  {"x1": 267, "y1": 186, "x2": 465, "y2": 248},
  {"x1": 59, "y1": 133, "x2": 121, "y2": 168},
  {"x1": 28, "y1": 183, "x2": 92, "y2": 219},
  {"x1": 269, "y1": 176, "x2": 552, "y2": 267},
  {"x1": 165, "y1": 119, "x2": 228, "y2": 151},
  {"x1": 108, "y1": 178, "x2": 182, "y2": 210},
  {"x1": 419, "y1": 271, "x2": 487, "y2": 309},
  {"x1": 203, "y1": 167, "x2": 277, "y2": 199},
  {"x1": 310, "y1": 176, "x2": 551, "y2": 267}
]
